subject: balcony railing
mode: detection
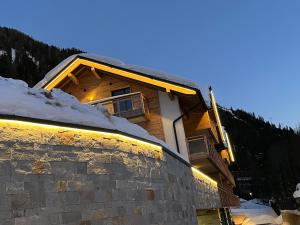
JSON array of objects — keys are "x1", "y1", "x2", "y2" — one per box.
[
  {"x1": 89, "y1": 92, "x2": 149, "y2": 122},
  {"x1": 187, "y1": 135, "x2": 235, "y2": 185}
]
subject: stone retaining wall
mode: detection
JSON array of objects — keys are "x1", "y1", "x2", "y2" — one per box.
[{"x1": 0, "y1": 119, "x2": 220, "y2": 225}]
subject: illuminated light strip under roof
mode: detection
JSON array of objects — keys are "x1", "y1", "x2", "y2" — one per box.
[
  {"x1": 0, "y1": 118, "x2": 162, "y2": 150},
  {"x1": 209, "y1": 89, "x2": 226, "y2": 142},
  {"x1": 0, "y1": 117, "x2": 218, "y2": 187},
  {"x1": 44, "y1": 58, "x2": 197, "y2": 95},
  {"x1": 191, "y1": 167, "x2": 218, "y2": 187},
  {"x1": 225, "y1": 132, "x2": 235, "y2": 162}
]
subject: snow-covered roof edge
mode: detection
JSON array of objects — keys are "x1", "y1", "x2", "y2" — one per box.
[{"x1": 34, "y1": 53, "x2": 199, "y2": 90}]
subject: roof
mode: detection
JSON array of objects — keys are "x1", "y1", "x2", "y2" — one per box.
[{"x1": 34, "y1": 53, "x2": 199, "y2": 92}]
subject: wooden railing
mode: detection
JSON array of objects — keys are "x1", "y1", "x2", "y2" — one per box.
[
  {"x1": 89, "y1": 92, "x2": 149, "y2": 120},
  {"x1": 187, "y1": 135, "x2": 235, "y2": 185}
]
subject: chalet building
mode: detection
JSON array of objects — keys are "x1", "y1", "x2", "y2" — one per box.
[{"x1": 35, "y1": 53, "x2": 240, "y2": 224}]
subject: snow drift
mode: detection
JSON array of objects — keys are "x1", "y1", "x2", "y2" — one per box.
[
  {"x1": 0, "y1": 76, "x2": 168, "y2": 148},
  {"x1": 231, "y1": 199, "x2": 283, "y2": 225},
  {"x1": 293, "y1": 183, "x2": 300, "y2": 198}
]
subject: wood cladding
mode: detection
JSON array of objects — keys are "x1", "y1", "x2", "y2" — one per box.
[
  {"x1": 61, "y1": 69, "x2": 165, "y2": 141},
  {"x1": 183, "y1": 112, "x2": 219, "y2": 144}
]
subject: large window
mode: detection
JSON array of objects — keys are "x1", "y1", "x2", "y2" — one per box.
[{"x1": 111, "y1": 87, "x2": 133, "y2": 113}]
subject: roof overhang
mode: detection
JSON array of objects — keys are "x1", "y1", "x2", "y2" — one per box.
[{"x1": 42, "y1": 56, "x2": 197, "y2": 95}]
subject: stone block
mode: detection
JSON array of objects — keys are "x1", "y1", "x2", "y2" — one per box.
[
  {"x1": 61, "y1": 211, "x2": 82, "y2": 224},
  {"x1": 32, "y1": 160, "x2": 51, "y2": 174},
  {"x1": 89, "y1": 175, "x2": 116, "y2": 190},
  {"x1": 24, "y1": 180, "x2": 46, "y2": 207},
  {"x1": 64, "y1": 191, "x2": 80, "y2": 205},
  {"x1": 56, "y1": 181, "x2": 67, "y2": 192},
  {"x1": 45, "y1": 192, "x2": 64, "y2": 209},
  {"x1": 0, "y1": 210, "x2": 11, "y2": 220},
  {"x1": 11, "y1": 193, "x2": 33, "y2": 210},
  {"x1": 90, "y1": 208, "x2": 112, "y2": 220},
  {"x1": 11, "y1": 161, "x2": 33, "y2": 175},
  {"x1": 67, "y1": 180, "x2": 94, "y2": 192},
  {"x1": 95, "y1": 190, "x2": 113, "y2": 203},
  {"x1": 0, "y1": 161, "x2": 12, "y2": 176},
  {"x1": 79, "y1": 190, "x2": 95, "y2": 203},
  {"x1": 0, "y1": 194, "x2": 11, "y2": 211},
  {"x1": 112, "y1": 206, "x2": 127, "y2": 217},
  {"x1": 50, "y1": 161, "x2": 86, "y2": 175},
  {"x1": 126, "y1": 189, "x2": 145, "y2": 201},
  {"x1": 80, "y1": 221, "x2": 92, "y2": 225},
  {"x1": 6, "y1": 182, "x2": 24, "y2": 194},
  {"x1": 48, "y1": 213, "x2": 61, "y2": 225}
]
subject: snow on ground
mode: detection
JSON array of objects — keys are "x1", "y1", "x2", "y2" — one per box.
[
  {"x1": 282, "y1": 210, "x2": 300, "y2": 216},
  {"x1": 0, "y1": 50, "x2": 7, "y2": 56},
  {"x1": 231, "y1": 199, "x2": 283, "y2": 225},
  {"x1": 293, "y1": 183, "x2": 300, "y2": 198},
  {"x1": 0, "y1": 76, "x2": 170, "y2": 149}
]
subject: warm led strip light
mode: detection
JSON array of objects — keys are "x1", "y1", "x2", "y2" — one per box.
[
  {"x1": 191, "y1": 167, "x2": 218, "y2": 187},
  {"x1": 225, "y1": 132, "x2": 235, "y2": 162},
  {"x1": 44, "y1": 58, "x2": 197, "y2": 95},
  {"x1": 0, "y1": 118, "x2": 162, "y2": 150},
  {"x1": 0, "y1": 118, "x2": 219, "y2": 186},
  {"x1": 210, "y1": 89, "x2": 226, "y2": 142}
]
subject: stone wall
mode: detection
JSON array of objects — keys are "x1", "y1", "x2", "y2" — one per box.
[{"x1": 0, "y1": 119, "x2": 221, "y2": 225}]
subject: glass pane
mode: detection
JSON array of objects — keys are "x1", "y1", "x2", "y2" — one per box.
[
  {"x1": 119, "y1": 99, "x2": 133, "y2": 112},
  {"x1": 189, "y1": 138, "x2": 207, "y2": 154},
  {"x1": 111, "y1": 88, "x2": 132, "y2": 114}
]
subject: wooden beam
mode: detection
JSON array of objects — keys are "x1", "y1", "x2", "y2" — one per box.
[
  {"x1": 91, "y1": 67, "x2": 102, "y2": 80},
  {"x1": 67, "y1": 73, "x2": 79, "y2": 85},
  {"x1": 59, "y1": 66, "x2": 86, "y2": 89}
]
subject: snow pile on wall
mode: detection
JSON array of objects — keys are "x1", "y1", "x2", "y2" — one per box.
[
  {"x1": 293, "y1": 183, "x2": 300, "y2": 198},
  {"x1": 231, "y1": 199, "x2": 283, "y2": 225},
  {"x1": 0, "y1": 76, "x2": 168, "y2": 148}
]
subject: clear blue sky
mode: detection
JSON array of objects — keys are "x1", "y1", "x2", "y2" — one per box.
[{"x1": 1, "y1": 0, "x2": 299, "y2": 128}]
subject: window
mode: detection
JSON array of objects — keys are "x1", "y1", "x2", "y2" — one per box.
[{"x1": 111, "y1": 87, "x2": 133, "y2": 113}]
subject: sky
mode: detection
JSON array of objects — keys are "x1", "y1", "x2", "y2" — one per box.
[{"x1": 0, "y1": 0, "x2": 299, "y2": 128}]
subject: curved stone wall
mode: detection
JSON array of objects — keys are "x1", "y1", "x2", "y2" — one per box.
[{"x1": 0, "y1": 119, "x2": 221, "y2": 225}]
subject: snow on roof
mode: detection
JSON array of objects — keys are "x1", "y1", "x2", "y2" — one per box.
[
  {"x1": 198, "y1": 85, "x2": 211, "y2": 108},
  {"x1": 0, "y1": 76, "x2": 169, "y2": 148},
  {"x1": 34, "y1": 53, "x2": 199, "y2": 89},
  {"x1": 231, "y1": 199, "x2": 283, "y2": 225}
]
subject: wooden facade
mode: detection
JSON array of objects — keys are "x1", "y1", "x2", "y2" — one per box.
[{"x1": 60, "y1": 68, "x2": 165, "y2": 141}]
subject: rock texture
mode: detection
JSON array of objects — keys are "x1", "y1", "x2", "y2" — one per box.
[{"x1": 0, "y1": 119, "x2": 220, "y2": 225}]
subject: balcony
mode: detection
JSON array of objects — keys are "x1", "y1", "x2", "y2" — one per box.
[
  {"x1": 200, "y1": 111, "x2": 220, "y2": 142},
  {"x1": 187, "y1": 135, "x2": 235, "y2": 185},
  {"x1": 184, "y1": 111, "x2": 220, "y2": 142},
  {"x1": 90, "y1": 92, "x2": 149, "y2": 123}
]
